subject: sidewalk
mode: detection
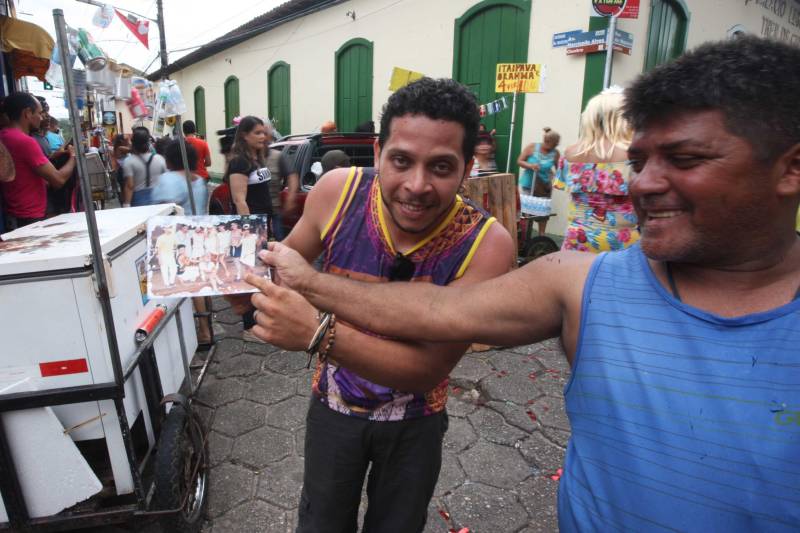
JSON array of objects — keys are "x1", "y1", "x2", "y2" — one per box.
[
  {"x1": 190, "y1": 297, "x2": 570, "y2": 533},
  {"x1": 92, "y1": 298, "x2": 569, "y2": 533}
]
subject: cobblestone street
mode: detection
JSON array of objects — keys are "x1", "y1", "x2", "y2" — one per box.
[{"x1": 189, "y1": 298, "x2": 571, "y2": 533}]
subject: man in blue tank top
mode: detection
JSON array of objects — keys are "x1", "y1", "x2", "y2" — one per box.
[{"x1": 251, "y1": 36, "x2": 800, "y2": 532}]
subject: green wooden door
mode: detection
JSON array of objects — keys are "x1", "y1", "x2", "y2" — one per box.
[
  {"x1": 644, "y1": 0, "x2": 690, "y2": 71},
  {"x1": 193, "y1": 86, "x2": 206, "y2": 137},
  {"x1": 268, "y1": 62, "x2": 291, "y2": 136},
  {"x1": 335, "y1": 38, "x2": 373, "y2": 132},
  {"x1": 224, "y1": 76, "x2": 239, "y2": 127},
  {"x1": 454, "y1": 0, "x2": 531, "y2": 174}
]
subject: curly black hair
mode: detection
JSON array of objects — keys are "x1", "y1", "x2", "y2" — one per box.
[
  {"x1": 378, "y1": 77, "x2": 479, "y2": 162},
  {"x1": 624, "y1": 35, "x2": 800, "y2": 164},
  {"x1": 1, "y1": 92, "x2": 39, "y2": 122}
]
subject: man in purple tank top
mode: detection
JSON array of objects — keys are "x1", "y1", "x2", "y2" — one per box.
[
  {"x1": 242, "y1": 78, "x2": 514, "y2": 531},
  {"x1": 251, "y1": 37, "x2": 800, "y2": 531}
]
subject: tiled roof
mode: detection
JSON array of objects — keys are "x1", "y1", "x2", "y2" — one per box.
[{"x1": 148, "y1": 0, "x2": 344, "y2": 80}]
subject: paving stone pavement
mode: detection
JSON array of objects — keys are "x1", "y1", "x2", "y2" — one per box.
[{"x1": 88, "y1": 298, "x2": 570, "y2": 533}]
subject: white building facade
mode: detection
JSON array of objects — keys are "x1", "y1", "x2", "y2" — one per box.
[{"x1": 159, "y1": 0, "x2": 800, "y2": 235}]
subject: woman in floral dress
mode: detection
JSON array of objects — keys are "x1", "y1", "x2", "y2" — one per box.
[{"x1": 554, "y1": 89, "x2": 639, "y2": 252}]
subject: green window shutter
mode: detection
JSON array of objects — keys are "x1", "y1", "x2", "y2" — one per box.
[
  {"x1": 193, "y1": 86, "x2": 206, "y2": 137},
  {"x1": 335, "y1": 38, "x2": 373, "y2": 132},
  {"x1": 268, "y1": 62, "x2": 292, "y2": 135},
  {"x1": 644, "y1": 0, "x2": 690, "y2": 71},
  {"x1": 453, "y1": 0, "x2": 532, "y2": 174},
  {"x1": 581, "y1": 16, "x2": 610, "y2": 113},
  {"x1": 224, "y1": 76, "x2": 240, "y2": 127}
]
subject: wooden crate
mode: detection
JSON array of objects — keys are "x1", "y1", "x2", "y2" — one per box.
[{"x1": 462, "y1": 173, "x2": 518, "y2": 254}]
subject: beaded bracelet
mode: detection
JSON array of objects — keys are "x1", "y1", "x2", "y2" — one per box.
[
  {"x1": 316, "y1": 315, "x2": 337, "y2": 364},
  {"x1": 305, "y1": 312, "x2": 332, "y2": 369}
]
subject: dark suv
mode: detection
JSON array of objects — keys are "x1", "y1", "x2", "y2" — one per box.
[{"x1": 273, "y1": 132, "x2": 377, "y2": 228}]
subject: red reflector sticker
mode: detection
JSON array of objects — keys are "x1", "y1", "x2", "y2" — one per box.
[{"x1": 40, "y1": 358, "x2": 89, "y2": 377}]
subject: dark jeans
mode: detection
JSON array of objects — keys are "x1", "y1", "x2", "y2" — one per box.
[
  {"x1": 131, "y1": 188, "x2": 152, "y2": 207},
  {"x1": 297, "y1": 398, "x2": 448, "y2": 533}
]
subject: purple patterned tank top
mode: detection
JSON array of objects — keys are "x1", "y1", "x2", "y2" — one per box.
[{"x1": 313, "y1": 167, "x2": 496, "y2": 421}]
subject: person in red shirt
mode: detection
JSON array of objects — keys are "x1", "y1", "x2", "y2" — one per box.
[
  {"x1": 182, "y1": 120, "x2": 211, "y2": 180},
  {"x1": 0, "y1": 92, "x2": 75, "y2": 230}
]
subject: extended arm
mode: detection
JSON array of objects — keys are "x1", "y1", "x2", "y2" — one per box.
[
  {"x1": 229, "y1": 173, "x2": 250, "y2": 215},
  {"x1": 260, "y1": 243, "x2": 593, "y2": 349},
  {"x1": 0, "y1": 141, "x2": 14, "y2": 182},
  {"x1": 34, "y1": 148, "x2": 75, "y2": 189},
  {"x1": 517, "y1": 144, "x2": 538, "y2": 171}
]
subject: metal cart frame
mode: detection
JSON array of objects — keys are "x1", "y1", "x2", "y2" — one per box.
[{"x1": 0, "y1": 10, "x2": 215, "y2": 531}]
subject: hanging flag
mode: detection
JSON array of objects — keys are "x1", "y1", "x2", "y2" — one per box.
[
  {"x1": 478, "y1": 96, "x2": 511, "y2": 117},
  {"x1": 388, "y1": 67, "x2": 425, "y2": 92},
  {"x1": 115, "y1": 9, "x2": 149, "y2": 49}
]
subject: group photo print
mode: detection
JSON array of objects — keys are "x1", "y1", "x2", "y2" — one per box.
[{"x1": 146, "y1": 214, "x2": 272, "y2": 298}]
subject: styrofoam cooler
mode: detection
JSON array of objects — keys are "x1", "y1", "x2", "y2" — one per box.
[{"x1": 0, "y1": 205, "x2": 197, "y2": 516}]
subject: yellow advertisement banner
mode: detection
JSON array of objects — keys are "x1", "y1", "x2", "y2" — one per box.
[
  {"x1": 495, "y1": 63, "x2": 545, "y2": 93},
  {"x1": 389, "y1": 67, "x2": 425, "y2": 92}
]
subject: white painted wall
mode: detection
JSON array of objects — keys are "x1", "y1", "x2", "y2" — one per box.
[{"x1": 171, "y1": 0, "x2": 780, "y2": 235}]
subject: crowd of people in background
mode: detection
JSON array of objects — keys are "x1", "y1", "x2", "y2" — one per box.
[
  {"x1": 0, "y1": 92, "x2": 76, "y2": 231},
  {"x1": 0, "y1": 79, "x2": 794, "y2": 254}
]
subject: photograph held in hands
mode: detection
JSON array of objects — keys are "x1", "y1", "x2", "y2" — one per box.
[{"x1": 146, "y1": 215, "x2": 271, "y2": 298}]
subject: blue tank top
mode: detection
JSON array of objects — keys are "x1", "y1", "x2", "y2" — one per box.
[
  {"x1": 520, "y1": 143, "x2": 557, "y2": 188},
  {"x1": 561, "y1": 245, "x2": 800, "y2": 532}
]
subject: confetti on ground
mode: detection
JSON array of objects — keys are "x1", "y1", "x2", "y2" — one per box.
[
  {"x1": 548, "y1": 468, "x2": 564, "y2": 481},
  {"x1": 526, "y1": 410, "x2": 537, "y2": 422}
]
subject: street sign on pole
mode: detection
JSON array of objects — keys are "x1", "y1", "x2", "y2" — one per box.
[
  {"x1": 552, "y1": 29, "x2": 585, "y2": 48},
  {"x1": 564, "y1": 29, "x2": 607, "y2": 54},
  {"x1": 613, "y1": 28, "x2": 633, "y2": 55}
]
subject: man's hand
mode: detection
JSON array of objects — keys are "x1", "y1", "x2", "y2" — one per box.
[
  {"x1": 246, "y1": 275, "x2": 318, "y2": 351},
  {"x1": 256, "y1": 242, "x2": 318, "y2": 294}
]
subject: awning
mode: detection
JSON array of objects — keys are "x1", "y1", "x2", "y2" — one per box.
[{"x1": 0, "y1": 16, "x2": 55, "y2": 81}]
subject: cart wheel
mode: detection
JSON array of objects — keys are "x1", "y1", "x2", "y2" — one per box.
[
  {"x1": 521, "y1": 236, "x2": 559, "y2": 264},
  {"x1": 154, "y1": 405, "x2": 208, "y2": 533}
]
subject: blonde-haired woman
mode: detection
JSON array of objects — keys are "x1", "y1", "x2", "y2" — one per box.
[
  {"x1": 554, "y1": 89, "x2": 639, "y2": 252},
  {"x1": 518, "y1": 127, "x2": 560, "y2": 235}
]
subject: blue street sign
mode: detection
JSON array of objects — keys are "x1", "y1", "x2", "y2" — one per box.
[
  {"x1": 564, "y1": 29, "x2": 608, "y2": 51},
  {"x1": 614, "y1": 28, "x2": 634, "y2": 49},
  {"x1": 552, "y1": 30, "x2": 584, "y2": 48}
]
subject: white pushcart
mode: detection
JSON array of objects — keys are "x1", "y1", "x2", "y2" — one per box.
[{"x1": 0, "y1": 204, "x2": 213, "y2": 531}]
